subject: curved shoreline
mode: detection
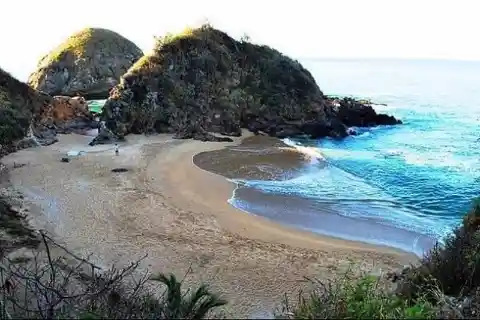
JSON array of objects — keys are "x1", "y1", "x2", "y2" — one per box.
[
  {"x1": 2, "y1": 132, "x2": 416, "y2": 317},
  {"x1": 189, "y1": 133, "x2": 426, "y2": 257}
]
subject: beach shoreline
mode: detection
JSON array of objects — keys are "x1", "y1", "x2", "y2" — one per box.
[
  {"x1": 188, "y1": 134, "x2": 415, "y2": 256},
  {"x1": 1, "y1": 131, "x2": 416, "y2": 316},
  {"x1": 192, "y1": 133, "x2": 435, "y2": 257}
]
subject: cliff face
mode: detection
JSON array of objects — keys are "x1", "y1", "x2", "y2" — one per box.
[
  {"x1": 28, "y1": 28, "x2": 143, "y2": 100},
  {"x1": 0, "y1": 68, "x2": 98, "y2": 155},
  {"x1": 0, "y1": 68, "x2": 52, "y2": 153},
  {"x1": 94, "y1": 25, "x2": 400, "y2": 144}
]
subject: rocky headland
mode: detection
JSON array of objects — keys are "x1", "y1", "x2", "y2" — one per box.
[
  {"x1": 92, "y1": 24, "x2": 400, "y2": 145},
  {"x1": 0, "y1": 25, "x2": 405, "y2": 263}
]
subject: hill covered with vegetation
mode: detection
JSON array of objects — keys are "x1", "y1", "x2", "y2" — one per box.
[
  {"x1": 95, "y1": 25, "x2": 399, "y2": 144},
  {"x1": 28, "y1": 28, "x2": 143, "y2": 100}
]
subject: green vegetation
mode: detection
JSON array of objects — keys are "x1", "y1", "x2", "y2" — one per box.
[
  {"x1": 129, "y1": 26, "x2": 197, "y2": 73},
  {"x1": 154, "y1": 26, "x2": 196, "y2": 48},
  {"x1": 0, "y1": 108, "x2": 30, "y2": 147},
  {"x1": 1, "y1": 23, "x2": 479, "y2": 318},
  {"x1": 37, "y1": 28, "x2": 141, "y2": 66},
  {"x1": 279, "y1": 274, "x2": 436, "y2": 319},
  {"x1": 29, "y1": 27, "x2": 143, "y2": 99},
  {"x1": 280, "y1": 200, "x2": 480, "y2": 319},
  {"x1": 107, "y1": 23, "x2": 324, "y2": 139},
  {"x1": 394, "y1": 199, "x2": 480, "y2": 318},
  {"x1": 0, "y1": 68, "x2": 44, "y2": 150},
  {"x1": 43, "y1": 28, "x2": 96, "y2": 64}
]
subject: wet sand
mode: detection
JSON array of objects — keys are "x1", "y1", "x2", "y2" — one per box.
[
  {"x1": 1, "y1": 131, "x2": 416, "y2": 317},
  {"x1": 231, "y1": 188, "x2": 436, "y2": 257},
  {"x1": 193, "y1": 135, "x2": 312, "y2": 181}
]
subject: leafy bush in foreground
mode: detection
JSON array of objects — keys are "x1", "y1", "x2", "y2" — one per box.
[
  {"x1": 279, "y1": 199, "x2": 480, "y2": 319},
  {"x1": 0, "y1": 108, "x2": 30, "y2": 148},
  {"x1": 398, "y1": 200, "x2": 480, "y2": 301},
  {"x1": 277, "y1": 272, "x2": 435, "y2": 319}
]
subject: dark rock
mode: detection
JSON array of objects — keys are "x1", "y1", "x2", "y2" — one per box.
[
  {"x1": 376, "y1": 113, "x2": 403, "y2": 125},
  {"x1": 12, "y1": 163, "x2": 26, "y2": 169},
  {"x1": 0, "y1": 197, "x2": 40, "y2": 254},
  {"x1": 386, "y1": 265, "x2": 412, "y2": 283},
  {"x1": 14, "y1": 137, "x2": 40, "y2": 150},
  {"x1": 328, "y1": 97, "x2": 401, "y2": 128},
  {"x1": 28, "y1": 28, "x2": 143, "y2": 99},
  {"x1": 347, "y1": 127, "x2": 358, "y2": 136},
  {"x1": 61, "y1": 157, "x2": 70, "y2": 163},
  {"x1": 30, "y1": 125, "x2": 59, "y2": 146},
  {"x1": 89, "y1": 122, "x2": 122, "y2": 146},
  {"x1": 270, "y1": 125, "x2": 303, "y2": 139},
  {"x1": 299, "y1": 119, "x2": 349, "y2": 139}
]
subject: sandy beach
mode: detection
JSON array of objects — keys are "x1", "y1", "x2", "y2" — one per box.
[{"x1": 1, "y1": 131, "x2": 417, "y2": 317}]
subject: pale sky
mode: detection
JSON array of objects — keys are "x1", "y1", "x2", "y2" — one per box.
[{"x1": 2, "y1": 0, "x2": 480, "y2": 81}]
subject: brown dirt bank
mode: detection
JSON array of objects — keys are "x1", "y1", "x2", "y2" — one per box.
[
  {"x1": 193, "y1": 135, "x2": 313, "y2": 181},
  {"x1": 2, "y1": 132, "x2": 416, "y2": 317}
]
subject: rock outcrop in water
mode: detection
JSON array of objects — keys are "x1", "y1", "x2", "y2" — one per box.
[
  {"x1": 329, "y1": 97, "x2": 402, "y2": 128},
  {"x1": 93, "y1": 25, "x2": 400, "y2": 144},
  {"x1": 28, "y1": 28, "x2": 143, "y2": 100}
]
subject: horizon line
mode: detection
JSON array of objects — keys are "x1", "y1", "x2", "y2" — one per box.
[{"x1": 298, "y1": 57, "x2": 480, "y2": 63}]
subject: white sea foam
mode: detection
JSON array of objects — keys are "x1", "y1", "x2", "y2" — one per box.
[{"x1": 281, "y1": 138, "x2": 325, "y2": 164}]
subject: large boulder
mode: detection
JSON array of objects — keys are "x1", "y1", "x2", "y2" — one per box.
[
  {"x1": 28, "y1": 28, "x2": 143, "y2": 100},
  {"x1": 35, "y1": 96, "x2": 97, "y2": 134},
  {"x1": 96, "y1": 25, "x2": 400, "y2": 143}
]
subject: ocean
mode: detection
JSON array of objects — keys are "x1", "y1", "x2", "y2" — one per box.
[{"x1": 228, "y1": 59, "x2": 480, "y2": 257}]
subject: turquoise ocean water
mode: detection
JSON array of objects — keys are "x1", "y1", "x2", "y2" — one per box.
[{"x1": 229, "y1": 59, "x2": 480, "y2": 255}]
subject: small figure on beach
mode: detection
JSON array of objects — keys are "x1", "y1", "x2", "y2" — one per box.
[{"x1": 115, "y1": 144, "x2": 119, "y2": 156}]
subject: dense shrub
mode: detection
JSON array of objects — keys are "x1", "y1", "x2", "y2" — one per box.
[
  {"x1": 277, "y1": 272, "x2": 435, "y2": 319},
  {"x1": 278, "y1": 199, "x2": 480, "y2": 319},
  {"x1": 398, "y1": 199, "x2": 480, "y2": 301},
  {"x1": 0, "y1": 67, "x2": 51, "y2": 150},
  {"x1": 0, "y1": 108, "x2": 30, "y2": 147}
]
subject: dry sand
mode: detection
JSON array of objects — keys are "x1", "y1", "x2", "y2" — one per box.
[{"x1": 1, "y1": 131, "x2": 417, "y2": 317}]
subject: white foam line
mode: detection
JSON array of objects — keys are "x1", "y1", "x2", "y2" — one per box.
[{"x1": 281, "y1": 138, "x2": 326, "y2": 163}]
